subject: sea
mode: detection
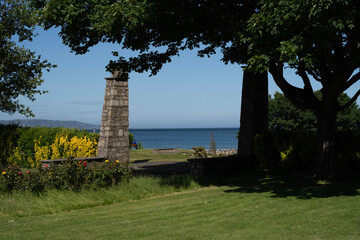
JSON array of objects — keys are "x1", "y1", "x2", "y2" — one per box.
[{"x1": 129, "y1": 128, "x2": 239, "y2": 150}]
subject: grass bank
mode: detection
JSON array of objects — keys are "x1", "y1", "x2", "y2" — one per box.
[
  {"x1": 0, "y1": 175, "x2": 201, "y2": 217},
  {"x1": 1, "y1": 172, "x2": 360, "y2": 239}
]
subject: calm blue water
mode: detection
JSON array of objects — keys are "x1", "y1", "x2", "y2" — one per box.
[{"x1": 129, "y1": 128, "x2": 238, "y2": 149}]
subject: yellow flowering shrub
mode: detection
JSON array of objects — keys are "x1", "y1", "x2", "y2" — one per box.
[
  {"x1": 34, "y1": 140, "x2": 51, "y2": 161},
  {"x1": 1, "y1": 126, "x2": 100, "y2": 167},
  {"x1": 68, "y1": 136, "x2": 97, "y2": 158},
  {"x1": 280, "y1": 145, "x2": 293, "y2": 162},
  {"x1": 32, "y1": 135, "x2": 98, "y2": 163},
  {"x1": 27, "y1": 157, "x2": 36, "y2": 168},
  {"x1": 8, "y1": 147, "x2": 21, "y2": 165},
  {"x1": 50, "y1": 136, "x2": 71, "y2": 159}
]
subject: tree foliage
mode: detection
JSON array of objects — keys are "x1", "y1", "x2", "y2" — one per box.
[
  {"x1": 269, "y1": 91, "x2": 360, "y2": 131},
  {"x1": 36, "y1": 0, "x2": 360, "y2": 177},
  {"x1": 0, "y1": 0, "x2": 54, "y2": 116},
  {"x1": 269, "y1": 92, "x2": 316, "y2": 132},
  {"x1": 37, "y1": 0, "x2": 360, "y2": 116},
  {"x1": 245, "y1": 0, "x2": 360, "y2": 111},
  {"x1": 36, "y1": 0, "x2": 258, "y2": 79},
  {"x1": 244, "y1": 0, "x2": 360, "y2": 177}
]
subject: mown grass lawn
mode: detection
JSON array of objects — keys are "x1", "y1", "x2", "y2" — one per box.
[
  {"x1": 130, "y1": 149, "x2": 193, "y2": 162},
  {"x1": 1, "y1": 172, "x2": 360, "y2": 240}
]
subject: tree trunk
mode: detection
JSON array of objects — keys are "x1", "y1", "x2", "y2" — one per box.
[
  {"x1": 238, "y1": 70, "x2": 268, "y2": 161},
  {"x1": 316, "y1": 109, "x2": 338, "y2": 178}
]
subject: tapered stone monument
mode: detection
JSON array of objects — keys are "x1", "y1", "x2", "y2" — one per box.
[
  {"x1": 97, "y1": 71, "x2": 129, "y2": 161},
  {"x1": 237, "y1": 70, "x2": 268, "y2": 159}
]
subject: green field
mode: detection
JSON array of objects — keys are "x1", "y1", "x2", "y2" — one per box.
[
  {"x1": 1, "y1": 173, "x2": 360, "y2": 239},
  {"x1": 130, "y1": 149, "x2": 193, "y2": 162}
]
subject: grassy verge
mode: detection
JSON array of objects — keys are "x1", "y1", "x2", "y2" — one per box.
[
  {"x1": 129, "y1": 149, "x2": 193, "y2": 162},
  {"x1": 0, "y1": 172, "x2": 360, "y2": 239},
  {"x1": 0, "y1": 175, "x2": 201, "y2": 217}
]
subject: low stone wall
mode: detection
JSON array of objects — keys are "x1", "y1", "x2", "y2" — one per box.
[
  {"x1": 152, "y1": 148, "x2": 180, "y2": 154},
  {"x1": 213, "y1": 149, "x2": 237, "y2": 156},
  {"x1": 130, "y1": 161, "x2": 190, "y2": 176},
  {"x1": 40, "y1": 157, "x2": 106, "y2": 168},
  {"x1": 188, "y1": 156, "x2": 251, "y2": 176}
]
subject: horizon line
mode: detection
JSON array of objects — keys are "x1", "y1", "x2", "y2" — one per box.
[{"x1": 129, "y1": 127, "x2": 239, "y2": 130}]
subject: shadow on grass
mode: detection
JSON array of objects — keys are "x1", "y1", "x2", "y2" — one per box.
[
  {"x1": 130, "y1": 160, "x2": 360, "y2": 199},
  {"x1": 222, "y1": 171, "x2": 360, "y2": 199},
  {"x1": 133, "y1": 159, "x2": 151, "y2": 163},
  {"x1": 131, "y1": 161, "x2": 190, "y2": 177}
]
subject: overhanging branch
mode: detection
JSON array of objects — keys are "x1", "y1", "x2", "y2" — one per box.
[
  {"x1": 298, "y1": 62, "x2": 314, "y2": 94},
  {"x1": 342, "y1": 71, "x2": 360, "y2": 92},
  {"x1": 308, "y1": 70, "x2": 322, "y2": 83},
  {"x1": 339, "y1": 88, "x2": 360, "y2": 111},
  {"x1": 269, "y1": 60, "x2": 318, "y2": 110}
]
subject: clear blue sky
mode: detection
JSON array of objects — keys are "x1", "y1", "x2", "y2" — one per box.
[{"x1": 1, "y1": 28, "x2": 359, "y2": 128}]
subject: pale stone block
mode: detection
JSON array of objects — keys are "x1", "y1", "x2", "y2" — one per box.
[
  {"x1": 118, "y1": 129, "x2": 124, "y2": 136},
  {"x1": 121, "y1": 111, "x2": 129, "y2": 117},
  {"x1": 98, "y1": 140, "x2": 104, "y2": 147},
  {"x1": 111, "y1": 100, "x2": 120, "y2": 106}
]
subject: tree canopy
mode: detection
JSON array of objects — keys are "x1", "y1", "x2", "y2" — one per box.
[
  {"x1": 269, "y1": 91, "x2": 360, "y2": 131},
  {"x1": 248, "y1": 0, "x2": 360, "y2": 105},
  {"x1": 245, "y1": 0, "x2": 360, "y2": 177},
  {"x1": 36, "y1": 0, "x2": 360, "y2": 177},
  {"x1": 246, "y1": 0, "x2": 360, "y2": 111},
  {"x1": 37, "y1": 0, "x2": 258, "y2": 79},
  {"x1": 0, "y1": 0, "x2": 54, "y2": 116},
  {"x1": 37, "y1": 0, "x2": 360, "y2": 113}
]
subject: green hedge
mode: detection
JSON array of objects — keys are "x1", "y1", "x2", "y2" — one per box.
[
  {"x1": 0, "y1": 125, "x2": 98, "y2": 167},
  {"x1": 1, "y1": 159, "x2": 131, "y2": 193},
  {"x1": 0, "y1": 124, "x2": 138, "y2": 168},
  {"x1": 253, "y1": 131, "x2": 360, "y2": 174},
  {"x1": 0, "y1": 124, "x2": 20, "y2": 167}
]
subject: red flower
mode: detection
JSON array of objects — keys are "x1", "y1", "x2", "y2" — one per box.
[
  {"x1": 18, "y1": 171, "x2": 23, "y2": 176},
  {"x1": 83, "y1": 162, "x2": 87, "y2": 166},
  {"x1": 44, "y1": 165, "x2": 49, "y2": 168}
]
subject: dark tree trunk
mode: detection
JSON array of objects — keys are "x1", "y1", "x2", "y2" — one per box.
[
  {"x1": 238, "y1": 70, "x2": 268, "y2": 161},
  {"x1": 316, "y1": 109, "x2": 338, "y2": 178}
]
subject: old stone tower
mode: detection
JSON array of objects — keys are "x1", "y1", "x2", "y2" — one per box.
[
  {"x1": 237, "y1": 70, "x2": 268, "y2": 160},
  {"x1": 97, "y1": 71, "x2": 129, "y2": 161}
]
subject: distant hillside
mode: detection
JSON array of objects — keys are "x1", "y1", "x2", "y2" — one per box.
[{"x1": 0, "y1": 119, "x2": 100, "y2": 130}]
